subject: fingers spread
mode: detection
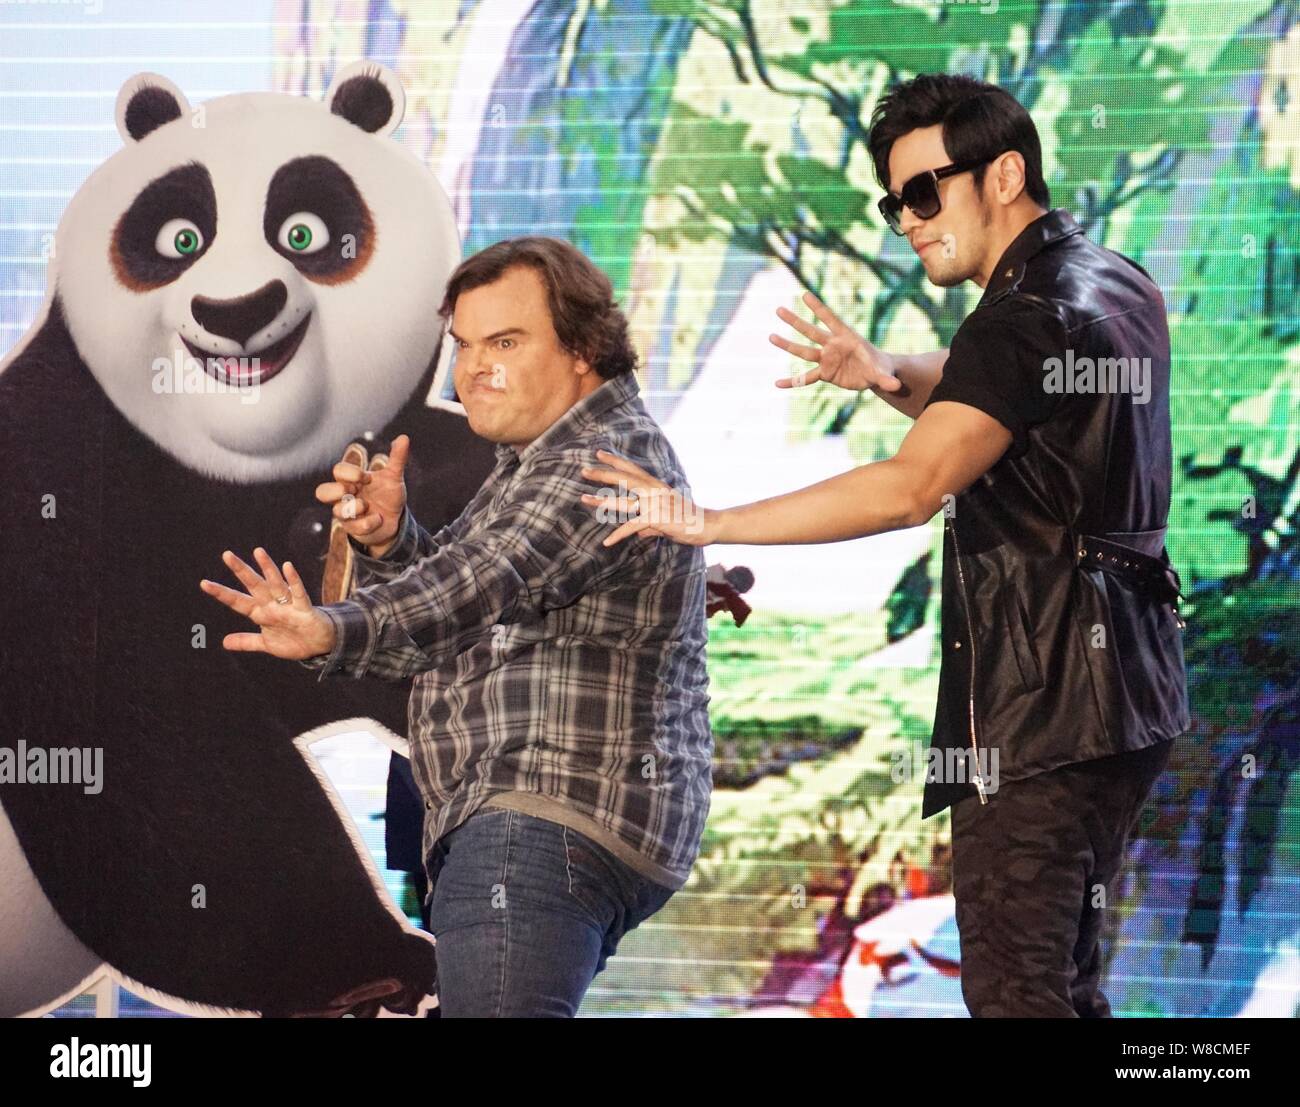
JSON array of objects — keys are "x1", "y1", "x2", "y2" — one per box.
[
  {"x1": 222, "y1": 549, "x2": 269, "y2": 599},
  {"x1": 770, "y1": 334, "x2": 823, "y2": 362},
  {"x1": 583, "y1": 493, "x2": 639, "y2": 516},
  {"x1": 199, "y1": 578, "x2": 254, "y2": 617},
  {"x1": 776, "y1": 304, "x2": 831, "y2": 345},
  {"x1": 253, "y1": 547, "x2": 289, "y2": 597},
  {"x1": 283, "y1": 560, "x2": 311, "y2": 607},
  {"x1": 802, "y1": 289, "x2": 845, "y2": 332}
]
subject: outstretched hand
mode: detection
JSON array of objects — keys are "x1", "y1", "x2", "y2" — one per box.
[
  {"x1": 200, "y1": 547, "x2": 336, "y2": 660},
  {"x1": 580, "y1": 450, "x2": 720, "y2": 548},
  {"x1": 770, "y1": 290, "x2": 900, "y2": 393}
]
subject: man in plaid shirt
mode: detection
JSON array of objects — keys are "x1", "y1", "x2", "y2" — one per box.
[{"x1": 200, "y1": 237, "x2": 712, "y2": 1016}]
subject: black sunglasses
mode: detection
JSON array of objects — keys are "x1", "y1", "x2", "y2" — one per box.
[{"x1": 877, "y1": 158, "x2": 993, "y2": 235}]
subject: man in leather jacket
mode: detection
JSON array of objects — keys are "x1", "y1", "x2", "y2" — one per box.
[{"x1": 581, "y1": 73, "x2": 1189, "y2": 1017}]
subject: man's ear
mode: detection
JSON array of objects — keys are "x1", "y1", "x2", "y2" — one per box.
[
  {"x1": 573, "y1": 358, "x2": 604, "y2": 391},
  {"x1": 568, "y1": 350, "x2": 596, "y2": 378},
  {"x1": 994, "y1": 151, "x2": 1027, "y2": 204}
]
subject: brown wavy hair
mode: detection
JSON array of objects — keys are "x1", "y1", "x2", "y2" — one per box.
[{"x1": 438, "y1": 236, "x2": 639, "y2": 379}]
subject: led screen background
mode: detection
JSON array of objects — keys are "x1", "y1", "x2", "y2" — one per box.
[{"x1": 1, "y1": 0, "x2": 1296, "y2": 1017}]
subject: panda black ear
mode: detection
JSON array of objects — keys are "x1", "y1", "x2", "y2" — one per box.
[
  {"x1": 325, "y1": 61, "x2": 406, "y2": 137},
  {"x1": 115, "y1": 73, "x2": 191, "y2": 143}
]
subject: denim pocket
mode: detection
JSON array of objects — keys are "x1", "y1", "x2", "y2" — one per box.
[{"x1": 561, "y1": 825, "x2": 621, "y2": 930}]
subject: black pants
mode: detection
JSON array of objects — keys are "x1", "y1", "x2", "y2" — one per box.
[{"x1": 950, "y1": 738, "x2": 1174, "y2": 1017}]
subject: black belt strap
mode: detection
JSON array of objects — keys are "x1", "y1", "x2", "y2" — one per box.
[{"x1": 1076, "y1": 527, "x2": 1184, "y2": 608}]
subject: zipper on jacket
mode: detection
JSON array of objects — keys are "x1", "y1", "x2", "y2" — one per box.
[{"x1": 945, "y1": 519, "x2": 988, "y2": 804}]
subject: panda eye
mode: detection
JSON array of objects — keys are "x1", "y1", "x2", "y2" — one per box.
[
  {"x1": 155, "y1": 219, "x2": 204, "y2": 259},
  {"x1": 277, "y1": 212, "x2": 329, "y2": 254}
]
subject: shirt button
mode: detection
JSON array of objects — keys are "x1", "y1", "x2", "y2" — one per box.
[{"x1": 953, "y1": 640, "x2": 962, "y2": 649}]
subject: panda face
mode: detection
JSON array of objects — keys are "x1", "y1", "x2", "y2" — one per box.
[{"x1": 55, "y1": 80, "x2": 458, "y2": 484}]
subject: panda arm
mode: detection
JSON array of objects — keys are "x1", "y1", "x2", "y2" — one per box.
[{"x1": 299, "y1": 447, "x2": 648, "y2": 682}]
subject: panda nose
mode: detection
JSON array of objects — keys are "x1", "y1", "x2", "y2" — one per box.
[{"x1": 191, "y1": 280, "x2": 288, "y2": 347}]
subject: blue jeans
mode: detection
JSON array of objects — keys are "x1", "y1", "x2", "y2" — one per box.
[{"x1": 424, "y1": 807, "x2": 676, "y2": 1017}]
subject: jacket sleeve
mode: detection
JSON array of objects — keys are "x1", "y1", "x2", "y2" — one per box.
[{"x1": 925, "y1": 298, "x2": 1071, "y2": 459}]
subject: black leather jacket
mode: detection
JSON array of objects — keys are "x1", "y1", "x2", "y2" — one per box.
[{"x1": 921, "y1": 208, "x2": 1190, "y2": 818}]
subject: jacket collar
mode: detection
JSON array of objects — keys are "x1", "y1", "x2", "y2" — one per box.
[
  {"x1": 977, "y1": 207, "x2": 1084, "y2": 308},
  {"x1": 493, "y1": 370, "x2": 641, "y2": 467}
]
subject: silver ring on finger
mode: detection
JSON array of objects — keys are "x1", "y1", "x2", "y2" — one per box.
[{"x1": 274, "y1": 593, "x2": 291, "y2": 605}]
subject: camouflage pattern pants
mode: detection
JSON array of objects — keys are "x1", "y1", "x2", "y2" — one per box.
[{"x1": 950, "y1": 738, "x2": 1175, "y2": 1017}]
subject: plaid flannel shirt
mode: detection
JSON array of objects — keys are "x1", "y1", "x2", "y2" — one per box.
[{"x1": 300, "y1": 371, "x2": 712, "y2": 888}]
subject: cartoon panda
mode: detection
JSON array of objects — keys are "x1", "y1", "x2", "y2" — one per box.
[{"x1": 0, "y1": 62, "x2": 496, "y2": 1017}]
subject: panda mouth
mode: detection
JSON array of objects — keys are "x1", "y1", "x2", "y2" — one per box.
[{"x1": 183, "y1": 314, "x2": 310, "y2": 386}]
